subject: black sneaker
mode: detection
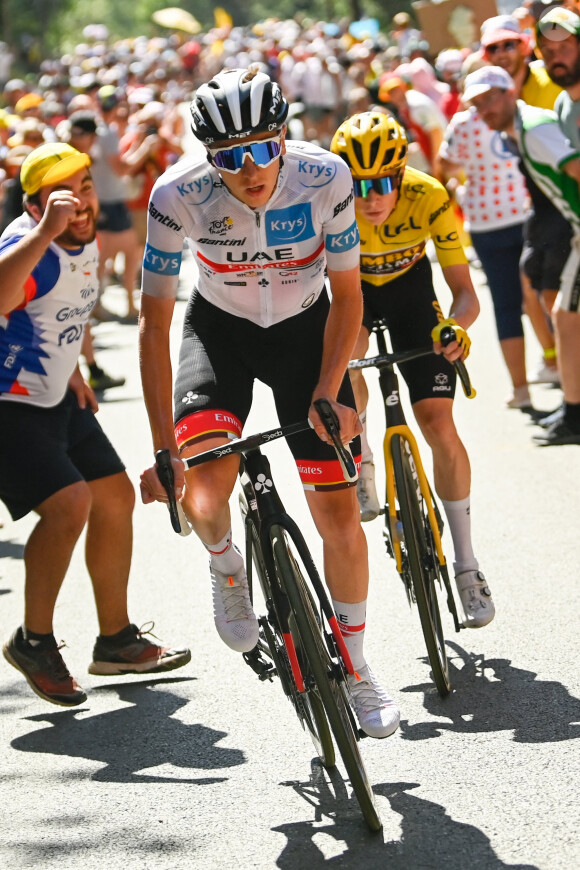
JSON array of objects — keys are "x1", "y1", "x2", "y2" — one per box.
[
  {"x1": 533, "y1": 419, "x2": 580, "y2": 446},
  {"x1": 88, "y1": 622, "x2": 191, "y2": 676},
  {"x1": 536, "y1": 404, "x2": 565, "y2": 430},
  {"x1": 88, "y1": 371, "x2": 126, "y2": 392},
  {"x1": 3, "y1": 627, "x2": 87, "y2": 706}
]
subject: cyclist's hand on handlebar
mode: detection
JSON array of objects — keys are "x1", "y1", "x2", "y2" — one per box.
[
  {"x1": 139, "y1": 454, "x2": 185, "y2": 505},
  {"x1": 309, "y1": 397, "x2": 362, "y2": 446},
  {"x1": 431, "y1": 318, "x2": 471, "y2": 362}
]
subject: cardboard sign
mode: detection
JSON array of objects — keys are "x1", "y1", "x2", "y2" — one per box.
[{"x1": 412, "y1": 0, "x2": 498, "y2": 54}]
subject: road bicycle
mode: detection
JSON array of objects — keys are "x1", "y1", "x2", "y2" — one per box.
[
  {"x1": 349, "y1": 321, "x2": 475, "y2": 697},
  {"x1": 156, "y1": 399, "x2": 382, "y2": 832}
]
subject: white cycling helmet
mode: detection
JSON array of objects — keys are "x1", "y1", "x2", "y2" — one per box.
[{"x1": 190, "y1": 67, "x2": 289, "y2": 143}]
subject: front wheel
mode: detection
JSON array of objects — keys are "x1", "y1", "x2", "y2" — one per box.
[
  {"x1": 271, "y1": 525, "x2": 382, "y2": 832},
  {"x1": 239, "y1": 494, "x2": 335, "y2": 768},
  {"x1": 391, "y1": 435, "x2": 451, "y2": 697}
]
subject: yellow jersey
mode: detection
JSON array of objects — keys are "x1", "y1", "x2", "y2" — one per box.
[
  {"x1": 357, "y1": 166, "x2": 467, "y2": 287},
  {"x1": 522, "y1": 64, "x2": 561, "y2": 110}
]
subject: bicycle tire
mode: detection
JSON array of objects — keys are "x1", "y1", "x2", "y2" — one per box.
[
  {"x1": 239, "y1": 494, "x2": 335, "y2": 767},
  {"x1": 271, "y1": 525, "x2": 382, "y2": 832},
  {"x1": 391, "y1": 435, "x2": 451, "y2": 697}
]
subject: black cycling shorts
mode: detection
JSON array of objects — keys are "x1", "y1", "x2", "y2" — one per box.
[
  {"x1": 0, "y1": 390, "x2": 125, "y2": 520},
  {"x1": 173, "y1": 290, "x2": 360, "y2": 491},
  {"x1": 520, "y1": 209, "x2": 572, "y2": 291},
  {"x1": 361, "y1": 255, "x2": 456, "y2": 404}
]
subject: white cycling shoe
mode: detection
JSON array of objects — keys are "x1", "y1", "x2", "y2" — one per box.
[
  {"x1": 211, "y1": 563, "x2": 259, "y2": 653},
  {"x1": 455, "y1": 570, "x2": 495, "y2": 628},
  {"x1": 356, "y1": 461, "x2": 381, "y2": 522},
  {"x1": 347, "y1": 663, "x2": 400, "y2": 739}
]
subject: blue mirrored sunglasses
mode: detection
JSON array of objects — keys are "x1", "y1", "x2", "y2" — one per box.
[
  {"x1": 209, "y1": 135, "x2": 282, "y2": 173},
  {"x1": 353, "y1": 176, "x2": 400, "y2": 198}
]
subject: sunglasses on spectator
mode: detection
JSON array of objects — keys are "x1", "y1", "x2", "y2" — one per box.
[
  {"x1": 353, "y1": 175, "x2": 400, "y2": 198},
  {"x1": 208, "y1": 134, "x2": 282, "y2": 173},
  {"x1": 486, "y1": 40, "x2": 520, "y2": 54}
]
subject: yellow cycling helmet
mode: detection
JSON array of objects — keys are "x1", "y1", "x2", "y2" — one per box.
[{"x1": 331, "y1": 111, "x2": 408, "y2": 178}]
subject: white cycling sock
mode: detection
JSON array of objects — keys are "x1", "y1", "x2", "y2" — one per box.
[
  {"x1": 359, "y1": 410, "x2": 374, "y2": 464},
  {"x1": 204, "y1": 529, "x2": 244, "y2": 575},
  {"x1": 332, "y1": 599, "x2": 367, "y2": 671},
  {"x1": 441, "y1": 496, "x2": 479, "y2": 575}
]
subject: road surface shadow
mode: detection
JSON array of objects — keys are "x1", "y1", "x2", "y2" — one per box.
[
  {"x1": 9, "y1": 677, "x2": 244, "y2": 783},
  {"x1": 273, "y1": 771, "x2": 538, "y2": 868},
  {"x1": 399, "y1": 641, "x2": 580, "y2": 743},
  {"x1": 0, "y1": 538, "x2": 24, "y2": 560}
]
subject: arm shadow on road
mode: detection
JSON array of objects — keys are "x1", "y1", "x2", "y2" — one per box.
[
  {"x1": 8, "y1": 677, "x2": 246, "y2": 784},
  {"x1": 398, "y1": 640, "x2": 580, "y2": 743},
  {"x1": 273, "y1": 767, "x2": 539, "y2": 869}
]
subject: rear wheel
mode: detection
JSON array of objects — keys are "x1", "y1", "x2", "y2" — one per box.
[
  {"x1": 391, "y1": 435, "x2": 451, "y2": 697},
  {"x1": 271, "y1": 524, "x2": 382, "y2": 832}
]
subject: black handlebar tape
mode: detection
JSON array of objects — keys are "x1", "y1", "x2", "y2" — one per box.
[
  {"x1": 313, "y1": 398, "x2": 358, "y2": 482},
  {"x1": 438, "y1": 326, "x2": 476, "y2": 399}
]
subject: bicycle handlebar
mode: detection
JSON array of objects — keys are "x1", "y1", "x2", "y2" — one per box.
[
  {"x1": 348, "y1": 326, "x2": 476, "y2": 399},
  {"x1": 155, "y1": 398, "x2": 357, "y2": 534}
]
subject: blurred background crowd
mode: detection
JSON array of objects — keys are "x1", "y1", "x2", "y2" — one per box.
[{"x1": 0, "y1": 0, "x2": 574, "y2": 410}]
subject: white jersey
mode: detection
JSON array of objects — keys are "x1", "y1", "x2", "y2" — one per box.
[
  {"x1": 0, "y1": 213, "x2": 99, "y2": 407},
  {"x1": 142, "y1": 141, "x2": 360, "y2": 328}
]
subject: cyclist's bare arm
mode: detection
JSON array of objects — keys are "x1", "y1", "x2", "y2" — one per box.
[
  {"x1": 310, "y1": 264, "x2": 363, "y2": 446},
  {"x1": 139, "y1": 292, "x2": 184, "y2": 501},
  {"x1": 435, "y1": 262, "x2": 480, "y2": 364}
]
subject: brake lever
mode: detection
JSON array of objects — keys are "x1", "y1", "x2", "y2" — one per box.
[
  {"x1": 439, "y1": 326, "x2": 477, "y2": 399},
  {"x1": 155, "y1": 449, "x2": 192, "y2": 536},
  {"x1": 312, "y1": 398, "x2": 358, "y2": 483}
]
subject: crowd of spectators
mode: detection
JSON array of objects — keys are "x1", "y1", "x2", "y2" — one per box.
[{"x1": 0, "y1": 5, "x2": 576, "y2": 422}]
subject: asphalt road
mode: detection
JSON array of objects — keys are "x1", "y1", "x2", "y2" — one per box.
[{"x1": 1, "y1": 252, "x2": 579, "y2": 870}]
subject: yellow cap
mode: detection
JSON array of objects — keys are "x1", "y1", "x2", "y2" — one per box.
[
  {"x1": 20, "y1": 142, "x2": 91, "y2": 195},
  {"x1": 14, "y1": 92, "x2": 43, "y2": 114}
]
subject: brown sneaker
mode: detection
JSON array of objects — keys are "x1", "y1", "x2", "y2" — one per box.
[
  {"x1": 88, "y1": 622, "x2": 191, "y2": 676},
  {"x1": 3, "y1": 627, "x2": 87, "y2": 706}
]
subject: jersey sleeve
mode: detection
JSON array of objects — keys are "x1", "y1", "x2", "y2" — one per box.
[
  {"x1": 427, "y1": 179, "x2": 468, "y2": 267},
  {"x1": 438, "y1": 112, "x2": 465, "y2": 164},
  {"x1": 322, "y1": 159, "x2": 360, "y2": 272},
  {"x1": 523, "y1": 122, "x2": 579, "y2": 171},
  {"x1": 141, "y1": 177, "x2": 188, "y2": 299}
]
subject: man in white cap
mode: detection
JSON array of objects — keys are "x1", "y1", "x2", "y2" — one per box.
[{"x1": 463, "y1": 64, "x2": 580, "y2": 445}]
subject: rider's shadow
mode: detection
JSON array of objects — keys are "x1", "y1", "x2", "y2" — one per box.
[
  {"x1": 399, "y1": 641, "x2": 580, "y2": 743},
  {"x1": 273, "y1": 774, "x2": 538, "y2": 869},
  {"x1": 10, "y1": 678, "x2": 245, "y2": 783}
]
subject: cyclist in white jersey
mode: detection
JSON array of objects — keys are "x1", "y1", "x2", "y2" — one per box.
[{"x1": 139, "y1": 67, "x2": 400, "y2": 739}]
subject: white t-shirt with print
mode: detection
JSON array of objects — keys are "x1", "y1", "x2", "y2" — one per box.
[{"x1": 439, "y1": 107, "x2": 528, "y2": 233}]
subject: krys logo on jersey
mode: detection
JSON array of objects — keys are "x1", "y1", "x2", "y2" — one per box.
[
  {"x1": 265, "y1": 203, "x2": 315, "y2": 246},
  {"x1": 296, "y1": 155, "x2": 337, "y2": 188}
]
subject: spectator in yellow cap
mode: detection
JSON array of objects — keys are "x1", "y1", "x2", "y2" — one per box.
[
  {"x1": 0, "y1": 140, "x2": 191, "y2": 706},
  {"x1": 14, "y1": 92, "x2": 43, "y2": 117}
]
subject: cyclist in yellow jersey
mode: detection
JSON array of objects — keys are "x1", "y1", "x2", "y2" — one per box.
[{"x1": 331, "y1": 112, "x2": 495, "y2": 628}]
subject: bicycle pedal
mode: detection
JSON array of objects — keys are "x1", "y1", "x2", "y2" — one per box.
[{"x1": 242, "y1": 646, "x2": 276, "y2": 682}]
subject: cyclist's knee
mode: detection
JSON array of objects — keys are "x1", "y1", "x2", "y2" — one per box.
[
  {"x1": 415, "y1": 404, "x2": 460, "y2": 451},
  {"x1": 308, "y1": 488, "x2": 362, "y2": 540}
]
